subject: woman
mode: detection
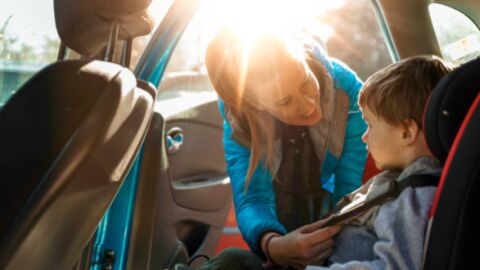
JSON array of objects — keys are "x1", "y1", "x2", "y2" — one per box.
[{"x1": 202, "y1": 28, "x2": 367, "y2": 269}]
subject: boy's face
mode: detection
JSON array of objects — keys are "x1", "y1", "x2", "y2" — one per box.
[{"x1": 361, "y1": 107, "x2": 406, "y2": 170}]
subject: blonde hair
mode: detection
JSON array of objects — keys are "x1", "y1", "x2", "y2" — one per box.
[
  {"x1": 205, "y1": 28, "x2": 307, "y2": 189},
  {"x1": 359, "y1": 55, "x2": 453, "y2": 127}
]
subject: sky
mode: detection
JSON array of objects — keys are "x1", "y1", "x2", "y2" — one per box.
[
  {"x1": 0, "y1": 0, "x2": 345, "y2": 53},
  {"x1": 0, "y1": 0, "x2": 346, "y2": 40},
  {"x1": 1, "y1": 0, "x2": 58, "y2": 48},
  {"x1": 0, "y1": 0, "x2": 177, "y2": 49}
]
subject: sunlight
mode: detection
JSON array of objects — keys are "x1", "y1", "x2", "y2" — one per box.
[
  {"x1": 199, "y1": 0, "x2": 346, "y2": 108},
  {"x1": 203, "y1": 0, "x2": 345, "y2": 42}
]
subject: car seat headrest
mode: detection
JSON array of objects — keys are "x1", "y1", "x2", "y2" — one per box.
[
  {"x1": 54, "y1": 0, "x2": 155, "y2": 56},
  {"x1": 424, "y1": 57, "x2": 480, "y2": 162}
]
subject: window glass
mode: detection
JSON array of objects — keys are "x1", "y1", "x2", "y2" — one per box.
[
  {"x1": 429, "y1": 4, "x2": 480, "y2": 65},
  {"x1": 319, "y1": 0, "x2": 392, "y2": 80},
  {"x1": 157, "y1": 0, "x2": 392, "y2": 101},
  {"x1": 130, "y1": 0, "x2": 174, "y2": 69},
  {"x1": 0, "y1": 0, "x2": 173, "y2": 106},
  {"x1": 0, "y1": 0, "x2": 60, "y2": 106},
  {"x1": 156, "y1": 4, "x2": 218, "y2": 101}
]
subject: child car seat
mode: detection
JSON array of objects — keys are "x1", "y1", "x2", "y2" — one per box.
[{"x1": 422, "y1": 57, "x2": 480, "y2": 270}]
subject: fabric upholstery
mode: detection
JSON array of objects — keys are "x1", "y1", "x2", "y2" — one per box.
[
  {"x1": 0, "y1": 60, "x2": 154, "y2": 269},
  {"x1": 54, "y1": 0, "x2": 154, "y2": 56},
  {"x1": 423, "y1": 57, "x2": 480, "y2": 270},
  {"x1": 424, "y1": 57, "x2": 480, "y2": 162}
]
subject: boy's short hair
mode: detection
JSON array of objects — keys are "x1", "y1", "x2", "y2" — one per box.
[{"x1": 359, "y1": 55, "x2": 453, "y2": 127}]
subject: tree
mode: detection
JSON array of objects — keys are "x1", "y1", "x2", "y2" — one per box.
[
  {"x1": 42, "y1": 36, "x2": 61, "y2": 62},
  {"x1": 318, "y1": 0, "x2": 392, "y2": 79},
  {"x1": 1, "y1": 15, "x2": 14, "y2": 60}
]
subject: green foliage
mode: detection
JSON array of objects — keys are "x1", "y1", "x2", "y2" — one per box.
[
  {"x1": 1, "y1": 14, "x2": 60, "y2": 105},
  {"x1": 0, "y1": 15, "x2": 60, "y2": 64}
]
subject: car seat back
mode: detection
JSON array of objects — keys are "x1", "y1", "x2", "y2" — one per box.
[
  {"x1": 422, "y1": 57, "x2": 480, "y2": 270},
  {"x1": 0, "y1": 0, "x2": 156, "y2": 269}
]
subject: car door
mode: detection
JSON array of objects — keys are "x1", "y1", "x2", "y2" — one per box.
[{"x1": 123, "y1": 1, "x2": 233, "y2": 269}]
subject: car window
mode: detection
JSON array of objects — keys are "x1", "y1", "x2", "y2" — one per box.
[
  {"x1": 0, "y1": 0, "x2": 174, "y2": 107},
  {"x1": 155, "y1": 4, "x2": 217, "y2": 101},
  {"x1": 0, "y1": 0, "x2": 60, "y2": 106},
  {"x1": 130, "y1": 0, "x2": 174, "y2": 70},
  {"x1": 157, "y1": 0, "x2": 391, "y2": 101},
  {"x1": 318, "y1": 0, "x2": 392, "y2": 80},
  {"x1": 429, "y1": 3, "x2": 480, "y2": 65}
]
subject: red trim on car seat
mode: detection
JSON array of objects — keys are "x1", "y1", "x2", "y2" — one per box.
[{"x1": 429, "y1": 93, "x2": 480, "y2": 217}]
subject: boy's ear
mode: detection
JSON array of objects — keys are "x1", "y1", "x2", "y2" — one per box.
[{"x1": 401, "y1": 119, "x2": 420, "y2": 145}]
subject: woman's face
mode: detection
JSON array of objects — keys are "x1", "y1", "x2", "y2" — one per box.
[{"x1": 248, "y1": 60, "x2": 322, "y2": 126}]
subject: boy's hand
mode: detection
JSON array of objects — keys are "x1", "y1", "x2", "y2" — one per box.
[{"x1": 264, "y1": 220, "x2": 342, "y2": 269}]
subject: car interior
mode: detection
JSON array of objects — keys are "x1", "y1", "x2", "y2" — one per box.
[{"x1": 0, "y1": 0, "x2": 478, "y2": 269}]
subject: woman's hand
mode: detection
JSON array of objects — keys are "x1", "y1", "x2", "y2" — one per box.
[{"x1": 263, "y1": 220, "x2": 342, "y2": 269}]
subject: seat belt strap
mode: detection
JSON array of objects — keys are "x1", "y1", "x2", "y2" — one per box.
[
  {"x1": 397, "y1": 175, "x2": 439, "y2": 191},
  {"x1": 321, "y1": 174, "x2": 440, "y2": 227}
]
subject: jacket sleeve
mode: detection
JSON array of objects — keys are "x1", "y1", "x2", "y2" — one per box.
[
  {"x1": 329, "y1": 60, "x2": 368, "y2": 203},
  {"x1": 217, "y1": 100, "x2": 287, "y2": 254}
]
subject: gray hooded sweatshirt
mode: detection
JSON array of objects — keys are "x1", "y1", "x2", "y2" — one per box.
[{"x1": 306, "y1": 156, "x2": 442, "y2": 270}]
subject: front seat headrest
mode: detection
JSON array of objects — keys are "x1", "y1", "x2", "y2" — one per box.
[
  {"x1": 54, "y1": 0, "x2": 155, "y2": 56},
  {"x1": 424, "y1": 57, "x2": 480, "y2": 162}
]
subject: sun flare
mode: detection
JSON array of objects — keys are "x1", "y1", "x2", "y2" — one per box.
[
  {"x1": 201, "y1": 0, "x2": 346, "y2": 109},
  {"x1": 203, "y1": 0, "x2": 345, "y2": 43}
]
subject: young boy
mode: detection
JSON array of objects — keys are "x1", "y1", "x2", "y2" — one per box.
[{"x1": 307, "y1": 55, "x2": 452, "y2": 270}]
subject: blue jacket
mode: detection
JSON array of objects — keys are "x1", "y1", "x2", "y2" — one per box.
[{"x1": 217, "y1": 53, "x2": 367, "y2": 254}]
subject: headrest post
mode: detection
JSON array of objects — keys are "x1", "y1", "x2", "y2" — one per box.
[
  {"x1": 57, "y1": 42, "x2": 68, "y2": 61},
  {"x1": 120, "y1": 38, "x2": 133, "y2": 68},
  {"x1": 105, "y1": 21, "x2": 119, "y2": 62}
]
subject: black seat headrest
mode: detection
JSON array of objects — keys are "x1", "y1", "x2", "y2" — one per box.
[
  {"x1": 424, "y1": 57, "x2": 480, "y2": 162},
  {"x1": 54, "y1": 0, "x2": 155, "y2": 56}
]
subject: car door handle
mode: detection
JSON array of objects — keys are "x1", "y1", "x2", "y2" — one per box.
[{"x1": 166, "y1": 127, "x2": 184, "y2": 154}]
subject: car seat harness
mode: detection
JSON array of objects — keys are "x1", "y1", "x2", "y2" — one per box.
[{"x1": 322, "y1": 174, "x2": 439, "y2": 227}]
